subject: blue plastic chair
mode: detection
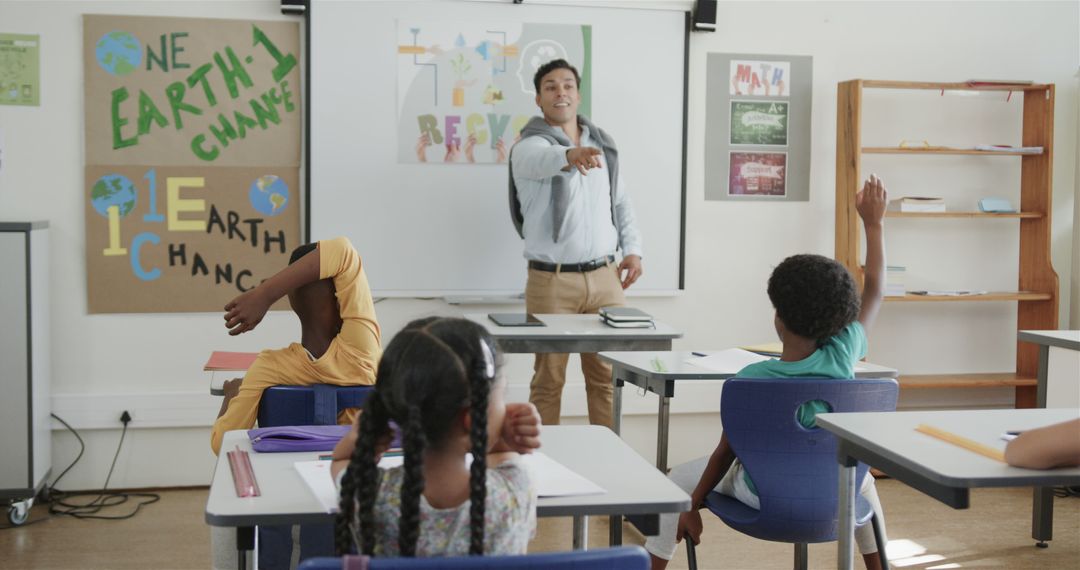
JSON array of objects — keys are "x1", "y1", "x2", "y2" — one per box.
[
  {"x1": 257, "y1": 384, "x2": 374, "y2": 428},
  {"x1": 257, "y1": 384, "x2": 373, "y2": 570},
  {"x1": 687, "y1": 377, "x2": 898, "y2": 570},
  {"x1": 298, "y1": 546, "x2": 650, "y2": 570}
]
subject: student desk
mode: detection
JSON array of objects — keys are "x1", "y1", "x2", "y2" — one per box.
[
  {"x1": 816, "y1": 408, "x2": 1080, "y2": 570},
  {"x1": 466, "y1": 313, "x2": 682, "y2": 354},
  {"x1": 205, "y1": 426, "x2": 690, "y2": 568},
  {"x1": 1017, "y1": 330, "x2": 1080, "y2": 544},
  {"x1": 598, "y1": 351, "x2": 898, "y2": 472}
]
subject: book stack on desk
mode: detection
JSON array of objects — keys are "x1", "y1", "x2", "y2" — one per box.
[{"x1": 599, "y1": 306, "x2": 654, "y2": 328}]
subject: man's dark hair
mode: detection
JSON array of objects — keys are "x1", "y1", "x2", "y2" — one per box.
[
  {"x1": 533, "y1": 58, "x2": 580, "y2": 93},
  {"x1": 289, "y1": 243, "x2": 317, "y2": 265},
  {"x1": 767, "y1": 254, "x2": 860, "y2": 345}
]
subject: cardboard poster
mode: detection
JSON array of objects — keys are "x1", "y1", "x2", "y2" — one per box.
[
  {"x1": 729, "y1": 59, "x2": 790, "y2": 97},
  {"x1": 397, "y1": 21, "x2": 591, "y2": 164},
  {"x1": 83, "y1": 15, "x2": 301, "y2": 313},
  {"x1": 729, "y1": 152, "x2": 786, "y2": 196},
  {"x1": 729, "y1": 101, "x2": 788, "y2": 146},
  {"x1": 0, "y1": 33, "x2": 40, "y2": 106}
]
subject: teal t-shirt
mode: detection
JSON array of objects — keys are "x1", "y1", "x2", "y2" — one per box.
[{"x1": 733, "y1": 321, "x2": 868, "y2": 495}]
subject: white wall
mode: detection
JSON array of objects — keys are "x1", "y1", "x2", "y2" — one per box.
[{"x1": 1, "y1": 0, "x2": 1076, "y2": 491}]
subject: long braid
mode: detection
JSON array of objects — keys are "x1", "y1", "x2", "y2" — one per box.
[
  {"x1": 397, "y1": 403, "x2": 427, "y2": 556},
  {"x1": 335, "y1": 392, "x2": 389, "y2": 555},
  {"x1": 467, "y1": 340, "x2": 493, "y2": 555}
]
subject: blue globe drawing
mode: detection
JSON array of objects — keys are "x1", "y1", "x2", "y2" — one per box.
[
  {"x1": 95, "y1": 31, "x2": 142, "y2": 76},
  {"x1": 91, "y1": 174, "x2": 137, "y2": 218},
  {"x1": 249, "y1": 175, "x2": 290, "y2": 216}
]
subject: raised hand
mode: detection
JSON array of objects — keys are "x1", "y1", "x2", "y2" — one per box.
[
  {"x1": 415, "y1": 133, "x2": 432, "y2": 163},
  {"x1": 464, "y1": 133, "x2": 478, "y2": 163},
  {"x1": 856, "y1": 173, "x2": 888, "y2": 227},
  {"x1": 495, "y1": 137, "x2": 508, "y2": 164},
  {"x1": 445, "y1": 141, "x2": 461, "y2": 163}
]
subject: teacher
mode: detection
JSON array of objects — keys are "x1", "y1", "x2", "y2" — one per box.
[{"x1": 508, "y1": 59, "x2": 643, "y2": 428}]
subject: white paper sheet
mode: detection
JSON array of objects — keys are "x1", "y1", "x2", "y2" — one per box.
[
  {"x1": 521, "y1": 451, "x2": 606, "y2": 497},
  {"x1": 294, "y1": 460, "x2": 339, "y2": 513},
  {"x1": 685, "y1": 348, "x2": 769, "y2": 372}
]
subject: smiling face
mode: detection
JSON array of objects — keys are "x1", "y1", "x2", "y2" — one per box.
[{"x1": 535, "y1": 67, "x2": 580, "y2": 128}]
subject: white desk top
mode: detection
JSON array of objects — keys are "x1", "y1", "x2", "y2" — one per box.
[
  {"x1": 599, "y1": 350, "x2": 898, "y2": 380},
  {"x1": 1018, "y1": 330, "x2": 1080, "y2": 351},
  {"x1": 817, "y1": 408, "x2": 1080, "y2": 488},
  {"x1": 206, "y1": 425, "x2": 690, "y2": 527},
  {"x1": 466, "y1": 313, "x2": 682, "y2": 341}
]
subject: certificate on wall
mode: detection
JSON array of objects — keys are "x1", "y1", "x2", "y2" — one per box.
[{"x1": 704, "y1": 53, "x2": 812, "y2": 202}]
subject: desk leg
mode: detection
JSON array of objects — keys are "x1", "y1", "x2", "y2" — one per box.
[
  {"x1": 1032, "y1": 487, "x2": 1054, "y2": 546},
  {"x1": 573, "y1": 515, "x2": 588, "y2": 550},
  {"x1": 837, "y1": 460, "x2": 857, "y2": 570},
  {"x1": 237, "y1": 526, "x2": 254, "y2": 570},
  {"x1": 613, "y1": 375, "x2": 624, "y2": 437},
  {"x1": 656, "y1": 396, "x2": 671, "y2": 472}
]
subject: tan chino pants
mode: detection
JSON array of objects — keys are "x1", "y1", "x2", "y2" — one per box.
[{"x1": 525, "y1": 262, "x2": 626, "y2": 428}]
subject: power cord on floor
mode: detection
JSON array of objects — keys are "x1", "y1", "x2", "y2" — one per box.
[{"x1": 43, "y1": 412, "x2": 160, "y2": 521}]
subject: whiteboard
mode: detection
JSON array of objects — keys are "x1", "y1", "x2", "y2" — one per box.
[{"x1": 310, "y1": 1, "x2": 687, "y2": 296}]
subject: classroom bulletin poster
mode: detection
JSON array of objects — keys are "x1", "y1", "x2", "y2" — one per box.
[
  {"x1": 396, "y1": 21, "x2": 591, "y2": 165},
  {"x1": 82, "y1": 15, "x2": 301, "y2": 313},
  {"x1": 0, "y1": 33, "x2": 40, "y2": 106},
  {"x1": 705, "y1": 53, "x2": 812, "y2": 201}
]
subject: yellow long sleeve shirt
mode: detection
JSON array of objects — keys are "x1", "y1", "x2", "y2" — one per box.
[{"x1": 210, "y1": 237, "x2": 381, "y2": 455}]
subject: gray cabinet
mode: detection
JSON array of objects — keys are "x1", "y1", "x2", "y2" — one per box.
[{"x1": 0, "y1": 222, "x2": 50, "y2": 523}]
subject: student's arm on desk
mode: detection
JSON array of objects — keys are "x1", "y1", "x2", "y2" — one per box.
[{"x1": 1004, "y1": 418, "x2": 1080, "y2": 469}]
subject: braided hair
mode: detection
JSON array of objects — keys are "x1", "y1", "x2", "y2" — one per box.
[{"x1": 334, "y1": 317, "x2": 497, "y2": 557}]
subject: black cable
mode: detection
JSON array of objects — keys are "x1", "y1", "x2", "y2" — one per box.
[{"x1": 43, "y1": 413, "x2": 160, "y2": 521}]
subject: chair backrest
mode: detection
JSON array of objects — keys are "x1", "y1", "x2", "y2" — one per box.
[
  {"x1": 297, "y1": 546, "x2": 650, "y2": 570},
  {"x1": 257, "y1": 384, "x2": 373, "y2": 427},
  {"x1": 720, "y1": 376, "x2": 898, "y2": 543}
]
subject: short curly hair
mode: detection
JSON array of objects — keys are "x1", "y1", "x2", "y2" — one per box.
[{"x1": 767, "y1": 254, "x2": 860, "y2": 345}]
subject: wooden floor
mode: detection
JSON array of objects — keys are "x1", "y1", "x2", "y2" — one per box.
[{"x1": 2, "y1": 480, "x2": 1078, "y2": 569}]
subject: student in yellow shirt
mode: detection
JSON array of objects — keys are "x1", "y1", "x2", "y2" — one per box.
[{"x1": 210, "y1": 236, "x2": 381, "y2": 455}]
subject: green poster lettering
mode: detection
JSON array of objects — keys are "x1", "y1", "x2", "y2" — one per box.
[
  {"x1": 146, "y1": 34, "x2": 168, "y2": 71},
  {"x1": 111, "y1": 87, "x2": 138, "y2": 149},
  {"x1": 137, "y1": 89, "x2": 169, "y2": 135},
  {"x1": 487, "y1": 113, "x2": 510, "y2": 143},
  {"x1": 418, "y1": 115, "x2": 443, "y2": 145},
  {"x1": 213, "y1": 46, "x2": 254, "y2": 100},
  {"x1": 208, "y1": 113, "x2": 238, "y2": 147},
  {"x1": 233, "y1": 109, "x2": 258, "y2": 139},
  {"x1": 165, "y1": 81, "x2": 202, "y2": 130},
  {"x1": 191, "y1": 134, "x2": 219, "y2": 161},
  {"x1": 186, "y1": 63, "x2": 217, "y2": 106},
  {"x1": 280, "y1": 80, "x2": 295, "y2": 112},
  {"x1": 250, "y1": 95, "x2": 281, "y2": 128},
  {"x1": 252, "y1": 24, "x2": 297, "y2": 83},
  {"x1": 170, "y1": 32, "x2": 190, "y2": 69}
]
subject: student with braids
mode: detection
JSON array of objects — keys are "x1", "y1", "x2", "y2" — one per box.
[{"x1": 330, "y1": 317, "x2": 542, "y2": 557}]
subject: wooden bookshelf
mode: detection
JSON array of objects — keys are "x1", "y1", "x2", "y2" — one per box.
[
  {"x1": 898, "y1": 373, "x2": 1037, "y2": 390},
  {"x1": 863, "y1": 147, "x2": 1036, "y2": 156},
  {"x1": 886, "y1": 211, "x2": 1042, "y2": 219},
  {"x1": 885, "y1": 292, "x2": 1053, "y2": 302},
  {"x1": 835, "y1": 79, "x2": 1059, "y2": 408}
]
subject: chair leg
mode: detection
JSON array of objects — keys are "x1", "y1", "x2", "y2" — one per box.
[
  {"x1": 871, "y1": 515, "x2": 889, "y2": 570},
  {"x1": 686, "y1": 538, "x2": 698, "y2": 570},
  {"x1": 794, "y1": 543, "x2": 808, "y2": 570}
]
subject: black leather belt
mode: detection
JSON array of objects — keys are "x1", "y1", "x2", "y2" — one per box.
[{"x1": 529, "y1": 255, "x2": 615, "y2": 273}]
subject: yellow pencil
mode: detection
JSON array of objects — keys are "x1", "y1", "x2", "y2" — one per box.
[{"x1": 915, "y1": 424, "x2": 1006, "y2": 463}]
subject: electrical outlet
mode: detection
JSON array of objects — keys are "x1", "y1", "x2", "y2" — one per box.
[{"x1": 120, "y1": 410, "x2": 132, "y2": 425}]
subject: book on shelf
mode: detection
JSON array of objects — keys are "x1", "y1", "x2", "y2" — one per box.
[
  {"x1": 888, "y1": 197, "x2": 945, "y2": 213},
  {"x1": 964, "y1": 79, "x2": 1034, "y2": 87},
  {"x1": 910, "y1": 290, "x2": 989, "y2": 297},
  {"x1": 973, "y1": 144, "x2": 1043, "y2": 155}
]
